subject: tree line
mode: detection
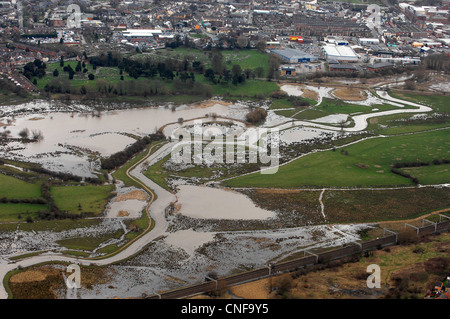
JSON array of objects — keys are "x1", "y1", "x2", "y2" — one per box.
[{"x1": 101, "y1": 133, "x2": 165, "y2": 171}]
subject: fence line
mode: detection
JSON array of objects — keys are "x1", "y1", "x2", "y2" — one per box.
[{"x1": 147, "y1": 218, "x2": 450, "y2": 299}]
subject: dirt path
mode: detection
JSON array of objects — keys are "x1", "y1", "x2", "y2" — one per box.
[{"x1": 378, "y1": 207, "x2": 450, "y2": 227}]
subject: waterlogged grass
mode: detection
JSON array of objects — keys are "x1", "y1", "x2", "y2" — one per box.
[
  {"x1": 320, "y1": 98, "x2": 411, "y2": 114},
  {"x1": 56, "y1": 228, "x2": 124, "y2": 251},
  {"x1": 365, "y1": 92, "x2": 450, "y2": 135},
  {"x1": 390, "y1": 92, "x2": 450, "y2": 114},
  {"x1": 50, "y1": 184, "x2": 114, "y2": 216},
  {"x1": 144, "y1": 155, "x2": 172, "y2": 191},
  {"x1": 324, "y1": 188, "x2": 450, "y2": 223},
  {"x1": 225, "y1": 129, "x2": 450, "y2": 188},
  {"x1": 125, "y1": 209, "x2": 152, "y2": 241}
]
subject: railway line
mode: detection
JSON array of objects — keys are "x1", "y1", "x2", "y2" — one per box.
[{"x1": 147, "y1": 221, "x2": 449, "y2": 299}]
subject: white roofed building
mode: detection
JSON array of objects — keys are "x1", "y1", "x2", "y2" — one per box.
[{"x1": 322, "y1": 45, "x2": 359, "y2": 62}]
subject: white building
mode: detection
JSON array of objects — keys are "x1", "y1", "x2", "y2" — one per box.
[
  {"x1": 323, "y1": 45, "x2": 359, "y2": 62},
  {"x1": 122, "y1": 29, "x2": 163, "y2": 39},
  {"x1": 359, "y1": 38, "x2": 380, "y2": 45}
]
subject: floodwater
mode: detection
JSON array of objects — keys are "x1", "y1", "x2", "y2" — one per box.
[
  {"x1": 164, "y1": 229, "x2": 215, "y2": 256},
  {"x1": 312, "y1": 113, "x2": 348, "y2": 124},
  {"x1": 280, "y1": 84, "x2": 334, "y2": 105},
  {"x1": 176, "y1": 185, "x2": 275, "y2": 220},
  {"x1": 279, "y1": 126, "x2": 338, "y2": 144},
  {"x1": 105, "y1": 199, "x2": 147, "y2": 219},
  {"x1": 1, "y1": 102, "x2": 238, "y2": 176}
]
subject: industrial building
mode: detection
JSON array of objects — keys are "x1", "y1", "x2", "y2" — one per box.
[
  {"x1": 329, "y1": 64, "x2": 360, "y2": 73},
  {"x1": 322, "y1": 45, "x2": 359, "y2": 62},
  {"x1": 359, "y1": 38, "x2": 380, "y2": 45},
  {"x1": 366, "y1": 62, "x2": 394, "y2": 72},
  {"x1": 270, "y1": 48, "x2": 318, "y2": 63},
  {"x1": 281, "y1": 66, "x2": 296, "y2": 76},
  {"x1": 122, "y1": 29, "x2": 163, "y2": 39}
]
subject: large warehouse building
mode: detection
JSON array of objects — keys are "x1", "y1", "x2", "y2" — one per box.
[
  {"x1": 322, "y1": 45, "x2": 359, "y2": 62},
  {"x1": 122, "y1": 29, "x2": 163, "y2": 39},
  {"x1": 270, "y1": 48, "x2": 318, "y2": 63}
]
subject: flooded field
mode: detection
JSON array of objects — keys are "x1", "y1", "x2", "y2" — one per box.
[
  {"x1": 1, "y1": 102, "x2": 245, "y2": 176},
  {"x1": 0, "y1": 84, "x2": 440, "y2": 299},
  {"x1": 176, "y1": 185, "x2": 275, "y2": 220}
]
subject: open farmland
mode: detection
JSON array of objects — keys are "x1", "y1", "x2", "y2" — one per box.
[
  {"x1": 50, "y1": 184, "x2": 114, "y2": 216},
  {"x1": 224, "y1": 129, "x2": 450, "y2": 188},
  {"x1": 0, "y1": 173, "x2": 43, "y2": 199}
]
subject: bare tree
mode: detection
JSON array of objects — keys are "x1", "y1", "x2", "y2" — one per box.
[
  {"x1": 32, "y1": 129, "x2": 44, "y2": 141},
  {"x1": 18, "y1": 128, "x2": 29, "y2": 139}
]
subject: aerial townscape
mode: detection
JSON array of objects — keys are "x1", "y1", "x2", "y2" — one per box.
[{"x1": 0, "y1": 0, "x2": 449, "y2": 304}]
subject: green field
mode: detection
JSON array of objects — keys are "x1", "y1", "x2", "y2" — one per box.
[
  {"x1": 0, "y1": 173, "x2": 42, "y2": 199},
  {"x1": 208, "y1": 79, "x2": 278, "y2": 97},
  {"x1": 224, "y1": 129, "x2": 450, "y2": 188},
  {"x1": 0, "y1": 203, "x2": 48, "y2": 222},
  {"x1": 399, "y1": 164, "x2": 450, "y2": 185},
  {"x1": 50, "y1": 184, "x2": 114, "y2": 216},
  {"x1": 221, "y1": 50, "x2": 270, "y2": 77},
  {"x1": 367, "y1": 93, "x2": 450, "y2": 135},
  {"x1": 390, "y1": 92, "x2": 450, "y2": 114},
  {"x1": 31, "y1": 61, "x2": 142, "y2": 91},
  {"x1": 152, "y1": 48, "x2": 270, "y2": 77},
  {"x1": 111, "y1": 140, "x2": 165, "y2": 188},
  {"x1": 32, "y1": 50, "x2": 278, "y2": 99}
]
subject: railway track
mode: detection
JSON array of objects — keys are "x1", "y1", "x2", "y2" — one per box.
[{"x1": 148, "y1": 220, "x2": 450, "y2": 299}]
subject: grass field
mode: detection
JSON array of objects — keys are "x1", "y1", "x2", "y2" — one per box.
[
  {"x1": 399, "y1": 164, "x2": 450, "y2": 185},
  {"x1": 221, "y1": 50, "x2": 270, "y2": 77},
  {"x1": 367, "y1": 93, "x2": 450, "y2": 135},
  {"x1": 0, "y1": 203, "x2": 48, "y2": 222},
  {"x1": 390, "y1": 92, "x2": 450, "y2": 115},
  {"x1": 50, "y1": 184, "x2": 114, "y2": 216},
  {"x1": 153, "y1": 48, "x2": 270, "y2": 77},
  {"x1": 31, "y1": 61, "x2": 142, "y2": 92},
  {"x1": 224, "y1": 129, "x2": 450, "y2": 188},
  {"x1": 0, "y1": 173, "x2": 42, "y2": 199},
  {"x1": 111, "y1": 140, "x2": 165, "y2": 188},
  {"x1": 32, "y1": 51, "x2": 277, "y2": 99}
]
